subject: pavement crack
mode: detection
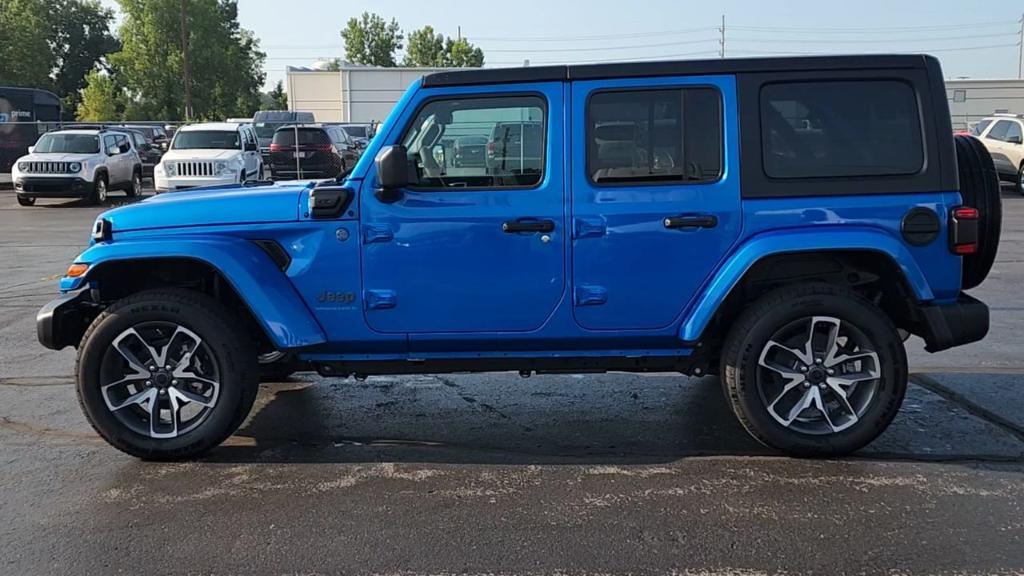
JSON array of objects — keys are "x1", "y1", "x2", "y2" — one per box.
[
  {"x1": 911, "y1": 373, "x2": 1024, "y2": 445},
  {"x1": 0, "y1": 375, "x2": 74, "y2": 387}
]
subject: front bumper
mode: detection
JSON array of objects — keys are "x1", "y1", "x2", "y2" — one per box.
[
  {"x1": 155, "y1": 174, "x2": 237, "y2": 192},
  {"x1": 918, "y1": 293, "x2": 989, "y2": 352},
  {"x1": 37, "y1": 288, "x2": 94, "y2": 350},
  {"x1": 15, "y1": 176, "x2": 90, "y2": 197}
]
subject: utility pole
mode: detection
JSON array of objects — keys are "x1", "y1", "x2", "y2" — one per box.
[
  {"x1": 1018, "y1": 13, "x2": 1023, "y2": 79},
  {"x1": 180, "y1": 0, "x2": 193, "y2": 122},
  {"x1": 719, "y1": 14, "x2": 726, "y2": 59},
  {"x1": 457, "y1": 25, "x2": 461, "y2": 41}
]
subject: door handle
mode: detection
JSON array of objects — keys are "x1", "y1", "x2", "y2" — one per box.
[
  {"x1": 502, "y1": 219, "x2": 555, "y2": 233},
  {"x1": 663, "y1": 214, "x2": 718, "y2": 229}
]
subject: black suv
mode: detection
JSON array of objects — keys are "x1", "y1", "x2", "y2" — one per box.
[{"x1": 268, "y1": 125, "x2": 360, "y2": 180}]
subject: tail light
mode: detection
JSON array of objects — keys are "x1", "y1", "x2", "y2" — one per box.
[
  {"x1": 312, "y1": 143, "x2": 333, "y2": 152},
  {"x1": 949, "y1": 206, "x2": 979, "y2": 255},
  {"x1": 269, "y1": 143, "x2": 284, "y2": 152}
]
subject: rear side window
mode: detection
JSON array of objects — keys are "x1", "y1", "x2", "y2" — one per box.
[
  {"x1": 587, "y1": 88, "x2": 721, "y2": 185},
  {"x1": 970, "y1": 118, "x2": 993, "y2": 136},
  {"x1": 272, "y1": 128, "x2": 331, "y2": 147},
  {"x1": 401, "y1": 95, "x2": 546, "y2": 189},
  {"x1": 761, "y1": 80, "x2": 923, "y2": 179}
]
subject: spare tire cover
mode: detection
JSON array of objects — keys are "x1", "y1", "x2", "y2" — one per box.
[{"x1": 953, "y1": 134, "x2": 1002, "y2": 290}]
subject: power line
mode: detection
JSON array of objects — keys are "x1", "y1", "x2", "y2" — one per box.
[
  {"x1": 729, "y1": 20, "x2": 1009, "y2": 33},
  {"x1": 729, "y1": 43, "x2": 1019, "y2": 56},
  {"x1": 483, "y1": 38, "x2": 718, "y2": 53},
  {"x1": 468, "y1": 26, "x2": 718, "y2": 42},
  {"x1": 730, "y1": 32, "x2": 1018, "y2": 44}
]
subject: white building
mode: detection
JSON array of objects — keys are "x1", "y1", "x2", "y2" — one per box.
[
  {"x1": 286, "y1": 62, "x2": 463, "y2": 124},
  {"x1": 947, "y1": 78, "x2": 1024, "y2": 131}
]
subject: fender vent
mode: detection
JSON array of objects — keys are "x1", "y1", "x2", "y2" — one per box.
[
  {"x1": 253, "y1": 240, "x2": 291, "y2": 271},
  {"x1": 901, "y1": 207, "x2": 940, "y2": 247}
]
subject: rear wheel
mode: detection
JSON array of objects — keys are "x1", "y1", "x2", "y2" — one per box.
[
  {"x1": 16, "y1": 196, "x2": 35, "y2": 207},
  {"x1": 720, "y1": 284, "x2": 907, "y2": 456},
  {"x1": 1016, "y1": 162, "x2": 1024, "y2": 196},
  {"x1": 91, "y1": 173, "x2": 108, "y2": 205},
  {"x1": 75, "y1": 289, "x2": 259, "y2": 460},
  {"x1": 126, "y1": 170, "x2": 142, "y2": 197}
]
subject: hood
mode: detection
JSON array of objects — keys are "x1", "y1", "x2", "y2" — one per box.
[
  {"x1": 102, "y1": 182, "x2": 310, "y2": 233},
  {"x1": 20, "y1": 152, "x2": 96, "y2": 163},
  {"x1": 162, "y1": 149, "x2": 241, "y2": 161}
]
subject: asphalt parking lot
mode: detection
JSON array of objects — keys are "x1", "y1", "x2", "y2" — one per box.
[{"x1": 0, "y1": 185, "x2": 1023, "y2": 575}]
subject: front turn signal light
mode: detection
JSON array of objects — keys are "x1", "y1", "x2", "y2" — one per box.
[{"x1": 66, "y1": 263, "x2": 89, "y2": 278}]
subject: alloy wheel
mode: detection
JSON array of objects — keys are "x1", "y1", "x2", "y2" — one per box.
[
  {"x1": 755, "y1": 315, "x2": 881, "y2": 435},
  {"x1": 99, "y1": 322, "x2": 221, "y2": 439},
  {"x1": 96, "y1": 179, "x2": 107, "y2": 202}
]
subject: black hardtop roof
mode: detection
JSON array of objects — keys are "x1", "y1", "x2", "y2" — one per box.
[{"x1": 421, "y1": 54, "x2": 937, "y2": 88}]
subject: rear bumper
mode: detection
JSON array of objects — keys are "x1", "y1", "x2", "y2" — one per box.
[
  {"x1": 15, "y1": 176, "x2": 90, "y2": 197},
  {"x1": 37, "y1": 288, "x2": 93, "y2": 351},
  {"x1": 918, "y1": 293, "x2": 989, "y2": 352}
]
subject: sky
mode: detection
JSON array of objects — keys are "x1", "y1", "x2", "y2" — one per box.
[{"x1": 101, "y1": 0, "x2": 1024, "y2": 90}]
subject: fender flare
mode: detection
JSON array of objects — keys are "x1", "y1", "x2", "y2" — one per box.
[
  {"x1": 65, "y1": 235, "x2": 327, "y2": 349},
  {"x1": 679, "y1": 226, "x2": 933, "y2": 342}
]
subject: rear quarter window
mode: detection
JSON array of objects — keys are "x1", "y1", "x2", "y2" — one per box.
[{"x1": 761, "y1": 80, "x2": 923, "y2": 179}]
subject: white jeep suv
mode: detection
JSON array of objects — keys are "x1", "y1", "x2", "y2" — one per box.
[
  {"x1": 155, "y1": 122, "x2": 262, "y2": 192},
  {"x1": 12, "y1": 129, "x2": 143, "y2": 206}
]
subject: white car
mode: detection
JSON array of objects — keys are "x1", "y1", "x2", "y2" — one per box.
[
  {"x1": 154, "y1": 122, "x2": 262, "y2": 192},
  {"x1": 12, "y1": 128, "x2": 143, "y2": 206},
  {"x1": 972, "y1": 113, "x2": 1024, "y2": 194}
]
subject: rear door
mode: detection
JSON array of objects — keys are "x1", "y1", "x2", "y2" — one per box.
[
  {"x1": 570, "y1": 75, "x2": 740, "y2": 330},
  {"x1": 360, "y1": 84, "x2": 565, "y2": 334}
]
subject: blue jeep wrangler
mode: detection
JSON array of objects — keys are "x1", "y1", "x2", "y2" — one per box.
[{"x1": 38, "y1": 55, "x2": 1001, "y2": 459}]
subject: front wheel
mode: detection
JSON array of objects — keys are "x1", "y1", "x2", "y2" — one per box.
[
  {"x1": 720, "y1": 284, "x2": 907, "y2": 456},
  {"x1": 91, "y1": 173, "x2": 108, "y2": 205},
  {"x1": 17, "y1": 196, "x2": 35, "y2": 207},
  {"x1": 76, "y1": 289, "x2": 259, "y2": 460},
  {"x1": 1016, "y1": 162, "x2": 1024, "y2": 196}
]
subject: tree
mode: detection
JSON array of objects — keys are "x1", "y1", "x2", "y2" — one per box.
[
  {"x1": 341, "y1": 12, "x2": 403, "y2": 67},
  {"x1": 47, "y1": 0, "x2": 119, "y2": 118},
  {"x1": 403, "y1": 25, "x2": 445, "y2": 67},
  {"x1": 268, "y1": 80, "x2": 287, "y2": 110},
  {"x1": 76, "y1": 70, "x2": 122, "y2": 120},
  {"x1": 0, "y1": 0, "x2": 53, "y2": 87},
  {"x1": 111, "y1": 0, "x2": 266, "y2": 121},
  {"x1": 444, "y1": 37, "x2": 484, "y2": 68}
]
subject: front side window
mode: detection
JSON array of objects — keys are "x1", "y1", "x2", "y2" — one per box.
[
  {"x1": 761, "y1": 80, "x2": 923, "y2": 179},
  {"x1": 401, "y1": 95, "x2": 545, "y2": 189},
  {"x1": 985, "y1": 120, "x2": 1012, "y2": 141},
  {"x1": 103, "y1": 135, "x2": 119, "y2": 155},
  {"x1": 1005, "y1": 121, "x2": 1023, "y2": 143},
  {"x1": 172, "y1": 130, "x2": 241, "y2": 150},
  {"x1": 587, "y1": 87, "x2": 722, "y2": 184},
  {"x1": 33, "y1": 133, "x2": 100, "y2": 154},
  {"x1": 970, "y1": 118, "x2": 993, "y2": 136}
]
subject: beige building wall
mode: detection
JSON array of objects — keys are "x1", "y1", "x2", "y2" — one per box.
[
  {"x1": 286, "y1": 70, "x2": 343, "y2": 122},
  {"x1": 947, "y1": 78, "x2": 1024, "y2": 131},
  {"x1": 287, "y1": 65, "x2": 461, "y2": 124}
]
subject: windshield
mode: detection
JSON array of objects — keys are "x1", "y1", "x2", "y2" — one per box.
[
  {"x1": 342, "y1": 125, "x2": 367, "y2": 138},
  {"x1": 33, "y1": 133, "x2": 100, "y2": 154},
  {"x1": 172, "y1": 130, "x2": 240, "y2": 150}
]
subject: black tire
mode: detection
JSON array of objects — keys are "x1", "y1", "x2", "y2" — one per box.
[
  {"x1": 720, "y1": 283, "x2": 907, "y2": 457},
  {"x1": 90, "y1": 172, "x2": 108, "y2": 205},
  {"x1": 953, "y1": 134, "x2": 1002, "y2": 290},
  {"x1": 16, "y1": 196, "x2": 35, "y2": 207},
  {"x1": 1017, "y1": 162, "x2": 1024, "y2": 197},
  {"x1": 126, "y1": 169, "x2": 142, "y2": 197},
  {"x1": 76, "y1": 288, "x2": 259, "y2": 460}
]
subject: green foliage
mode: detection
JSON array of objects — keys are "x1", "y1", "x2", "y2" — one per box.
[
  {"x1": 341, "y1": 12, "x2": 403, "y2": 67},
  {"x1": 268, "y1": 80, "x2": 287, "y2": 110},
  {"x1": 112, "y1": 0, "x2": 266, "y2": 121},
  {"x1": 76, "y1": 70, "x2": 122, "y2": 120},
  {"x1": 403, "y1": 25, "x2": 445, "y2": 67},
  {"x1": 400, "y1": 23, "x2": 486, "y2": 68},
  {"x1": 444, "y1": 37, "x2": 484, "y2": 68},
  {"x1": 0, "y1": 0, "x2": 117, "y2": 118}
]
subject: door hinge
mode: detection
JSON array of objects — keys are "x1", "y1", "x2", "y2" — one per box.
[
  {"x1": 364, "y1": 289, "x2": 397, "y2": 310},
  {"x1": 574, "y1": 285, "x2": 608, "y2": 306},
  {"x1": 363, "y1": 224, "x2": 394, "y2": 244},
  {"x1": 574, "y1": 216, "x2": 607, "y2": 239}
]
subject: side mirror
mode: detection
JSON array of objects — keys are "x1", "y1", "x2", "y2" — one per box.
[
  {"x1": 375, "y1": 144, "x2": 407, "y2": 203},
  {"x1": 107, "y1": 145, "x2": 118, "y2": 156},
  {"x1": 160, "y1": 141, "x2": 169, "y2": 152},
  {"x1": 1009, "y1": 135, "x2": 1023, "y2": 145},
  {"x1": 245, "y1": 141, "x2": 258, "y2": 152},
  {"x1": 431, "y1": 144, "x2": 446, "y2": 167},
  {"x1": 27, "y1": 146, "x2": 34, "y2": 154}
]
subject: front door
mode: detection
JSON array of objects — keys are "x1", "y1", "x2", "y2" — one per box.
[
  {"x1": 570, "y1": 75, "x2": 741, "y2": 331},
  {"x1": 361, "y1": 83, "x2": 565, "y2": 334}
]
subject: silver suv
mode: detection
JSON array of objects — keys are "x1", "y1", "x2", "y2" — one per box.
[
  {"x1": 972, "y1": 113, "x2": 1024, "y2": 195},
  {"x1": 12, "y1": 128, "x2": 143, "y2": 206}
]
